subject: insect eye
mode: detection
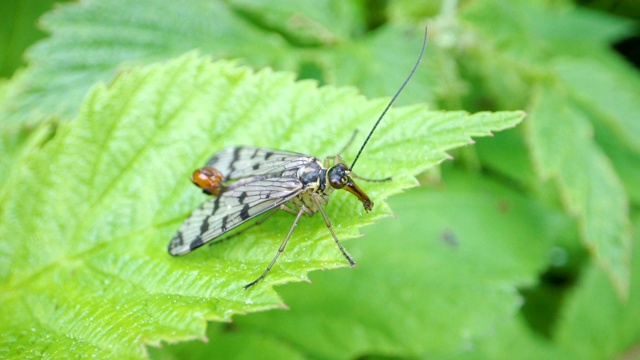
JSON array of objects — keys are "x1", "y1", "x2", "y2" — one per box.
[{"x1": 330, "y1": 176, "x2": 345, "y2": 189}]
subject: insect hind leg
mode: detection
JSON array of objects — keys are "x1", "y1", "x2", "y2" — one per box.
[{"x1": 244, "y1": 205, "x2": 307, "y2": 290}]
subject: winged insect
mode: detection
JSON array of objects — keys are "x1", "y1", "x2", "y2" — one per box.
[{"x1": 170, "y1": 28, "x2": 429, "y2": 289}]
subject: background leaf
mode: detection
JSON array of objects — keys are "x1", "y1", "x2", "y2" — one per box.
[
  {"x1": 526, "y1": 84, "x2": 631, "y2": 297},
  {"x1": 0, "y1": 0, "x2": 71, "y2": 77},
  {"x1": 553, "y1": 214, "x2": 640, "y2": 360},
  {"x1": 0, "y1": 0, "x2": 436, "y2": 127},
  {"x1": 460, "y1": 0, "x2": 636, "y2": 298}
]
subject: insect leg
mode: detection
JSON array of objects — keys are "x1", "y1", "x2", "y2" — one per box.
[
  {"x1": 351, "y1": 173, "x2": 392, "y2": 182},
  {"x1": 244, "y1": 205, "x2": 307, "y2": 290},
  {"x1": 276, "y1": 203, "x2": 301, "y2": 216},
  {"x1": 311, "y1": 195, "x2": 357, "y2": 267},
  {"x1": 334, "y1": 129, "x2": 359, "y2": 156}
]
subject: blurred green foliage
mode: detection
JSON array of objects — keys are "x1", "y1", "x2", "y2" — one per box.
[{"x1": 1, "y1": 0, "x2": 639, "y2": 359}]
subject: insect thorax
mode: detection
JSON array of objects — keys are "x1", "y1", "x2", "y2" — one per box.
[{"x1": 290, "y1": 159, "x2": 332, "y2": 214}]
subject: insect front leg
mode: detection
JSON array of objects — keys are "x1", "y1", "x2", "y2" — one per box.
[
  {"x1": 311, "y1": 195, "x2": 357, "y2": 267},
  {"x1": 324, "y1": 155, "x2": 346, "y2": 169},
  {"x1": 334, "y1": 129, "x2": 358, "y2": 156},
  {"x1": 244, "y1": 205, "x2": 307, "y2": 290}
]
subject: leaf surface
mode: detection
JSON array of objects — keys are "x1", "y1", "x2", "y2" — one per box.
[{"x1": 526, "y1": 84, "x2": 631, "y2": 297}]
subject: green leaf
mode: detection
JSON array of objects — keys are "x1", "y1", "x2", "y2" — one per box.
[
  {"x1": 0, "y1": 73, "x2": 56, "y2": 199},
  {"x1": 555, "y1": 58, "x2": 640, "y2": 154},
  {"x1": 553, "y1": 58, "x2": 640, "y2": 206},
  {"x1": 149, "y1": 322, "x2": 306, "y2": 360},
  {"x1": 0, "y1": 124, "x2": 54, "y2": 201},
  {"x1": 586, "y1": 115, "x2": 640, "y2": 207},
  {"x1": 475, "y1": 128, "x2": 537, "y2": 188},
  {"x1": 458, "y1": 0, "x2": 634, "y2": 113},
  {"x1": 554, "y1": 214, "x2": 640, "y2": 360},
  {"x1": 458, "y1": 1, "x2": 636, "y2": 301},
  {"x1": 455, "y1": 316, "x2": 563, "y2": 359},
  {"x1": 453, "y1": 215, "x2": 640, "y2": 359},
  {"x1": 152, "y1": 168, "x2": 560, "y2": 358},
  {"x1": 525, "y1": 84, "x2": 631, "y2": 297},
  {"x1": 226, "y1": 0, "x2": 367, "y2": 45},
  {"x1": 320, "y1": 26, "x2": 440, "y2": 106},
  {"x1": 461, "y1": 0, "x2": 632, "y2": 61},
  {"x1": 0, "y1": 53, "x2": 524, "y2": 358},
  {"x1": 0, "y1": 0, "x2": 433, "y2": 127},
  {"x1": 0, "y1": 0, "x2": 66, "y2": 77},
  {"x1": 0, "y1": 0, "x2": 290, "y2": 126}
]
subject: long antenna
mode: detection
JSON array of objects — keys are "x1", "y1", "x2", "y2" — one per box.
[{"x1": 350, "y1": 26, "x2": 428, "y2": 171}]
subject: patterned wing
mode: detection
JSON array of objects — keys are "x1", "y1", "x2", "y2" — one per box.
[
  {"x1": 205, "y1": 146, "x2": 315, "y2": 179},
  {"x1": 169, "y1": 176, "x2": 304, "y2": 256}
]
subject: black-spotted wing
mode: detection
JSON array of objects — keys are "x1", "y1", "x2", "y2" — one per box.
[
  {"x1": 204, "y1": 146, "x2": 311, "y2": 180},
  {"x1": 168, "y1": 146, "x2": 317, "y2": 256}
]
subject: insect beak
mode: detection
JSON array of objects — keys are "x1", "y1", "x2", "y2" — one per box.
[{"x1": 344, "y1": 178, "x2": 373, "y2": 212}]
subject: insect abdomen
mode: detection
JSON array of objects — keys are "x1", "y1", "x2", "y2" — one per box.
[{"x1": 191, "y1": 166, "x2": 224, "y2": 196}]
